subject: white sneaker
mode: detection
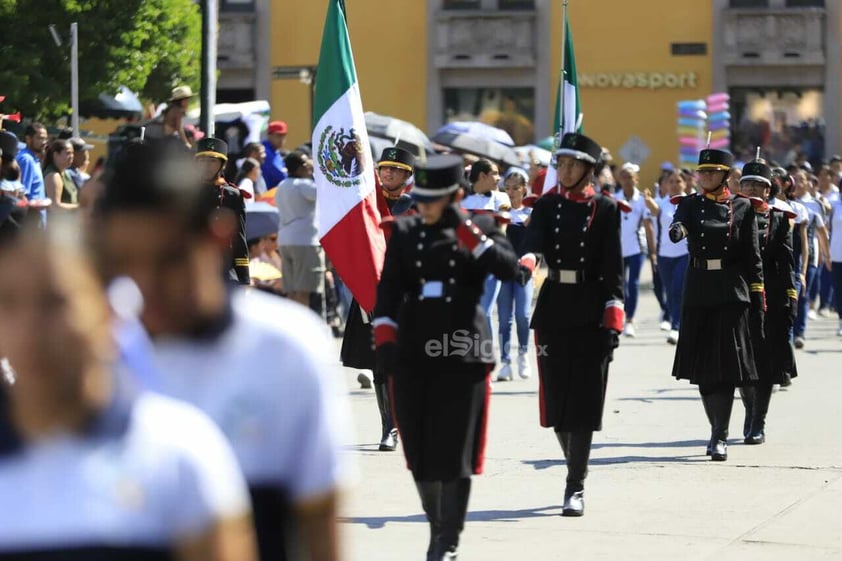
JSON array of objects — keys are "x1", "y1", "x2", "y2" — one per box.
[
  {"x1": 497, "y1": 363, "x2": 513, "y2": 382},
  {"x1": 659, "y1": 320, "x2": 671, "y2": 331},
  {"x1": 807, "y1": 309, "x2": 818, "y2": 321},
  {"x1": 794, "y1": 336, "x2": 805, "y2": 349},
  {"x1": 837, "y1": 320, "x2": 842, "y2": 337},
  {"x1": 356, "y1": 371, "x2": 373, "y2": 389},
  {"x1": 818, "y1": 307, "x2": 831, "y2": 318},
  {"x1": 667, "y1": 330, "x2": 679, "y2": 345},
  {"x1": 517, "y1": 352, "x2": 530, "y2": 379},
  {"x1": 623, "y1": 323, "x2": 636, "y2": 338}
]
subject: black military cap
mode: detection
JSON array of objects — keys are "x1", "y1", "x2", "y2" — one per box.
[
  {"x1": 378, "y1": 146, "x2": 415, "y2": 172},
  {"x1": 0, "y1": 131, "x2": 19, "y2": 161},
  {"x1": 195, "y1": 137, "x2": 228, "y2": 162},
  {"x1": 410, "y1": 155, "x2": 464, "y2": 202},
  {"x1": 741, "y1": 159, "x2": 772, "y2": 187},
  {"x1": 555, "y1": 132, "x2": 602, "y2": 165},
  {"x1": 697, "y1": 148, "x2": 734, "y2": 172}
]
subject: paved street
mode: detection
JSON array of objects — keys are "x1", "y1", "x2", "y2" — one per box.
[{"x1": 336, "y1": 272, "x2": 842, "y2": 560}]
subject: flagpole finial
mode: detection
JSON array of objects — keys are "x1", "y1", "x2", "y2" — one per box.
[
  {"x1": 755, "y1": 146, "x2": 761, "y2": 160},
  {"x1": 706, "y1": 131, "x2": 711, "y2": 149}
]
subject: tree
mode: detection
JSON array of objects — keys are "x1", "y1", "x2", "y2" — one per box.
[{"x1": 0, "y1": 0, "x2": 201, "y2": 122}]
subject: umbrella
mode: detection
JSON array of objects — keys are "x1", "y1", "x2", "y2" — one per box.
[
  {"x1": 364, "y1": 111, "x2": 433, "y2": 157},
  {"x1": 245, "y1": 201, "x2": 280, "y2": 241},
  {"x1": 435, "y1": 121, "x2": 515, "y2": 146},
  {"x1": 80, "y1": 86, "x2": 143, "y2": 119},
  {"x1": 431, "y1": 131, "x2": 521, "y2": 168}
]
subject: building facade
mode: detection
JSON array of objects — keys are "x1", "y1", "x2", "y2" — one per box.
[{"x1": 227, "y1": 0, "x2": 840, "y2": 184}]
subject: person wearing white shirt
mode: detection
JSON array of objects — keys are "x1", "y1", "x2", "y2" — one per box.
[
  {"x1": 644, "y1": 169, "x2": 689, "y2": 344},
  {"x1": 615, "y1": 163, "x2": 656, "y2": 337},
  {"x1": 461, "y1": 159, "x2": 510, "y2": 336},
  {"x1": 816, "y1": 165, "x2": 839, "y2": 315},
  {"x1": 828, "y1": 198, "x2": 842, "y2": 335},
  {"x1": 236, "y1": 157, "x2": 261, "y2": 199}
]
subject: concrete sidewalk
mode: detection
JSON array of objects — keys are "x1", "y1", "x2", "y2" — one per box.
[{"x1": 336, "y1": 282, "x2": 842, "y2": 560}]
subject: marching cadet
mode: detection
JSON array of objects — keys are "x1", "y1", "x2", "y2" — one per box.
[
  {"x1": 522, "y1": 132, "x2": 624, "y2": 517},
  {"x1": 195, "y1": 137, "x2": 251, "y2": 284},
  {"x1": 373, "y1": 155, "x2": 517, "y2": 561},
  {"x1": 340, "y1": 146, "x2": 415, "y2": 452},
  {"x1": 736, "y1": 157, "x2": 798, "y2": 444},
  {"x1": 669, "y1": 148, "x2": 765, "y2": 461}
]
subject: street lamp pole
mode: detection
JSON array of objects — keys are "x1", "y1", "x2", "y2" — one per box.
[
  {"x1": 70, "y1": 22, "x2": 79, "y2": 137},
  {"x1": 200, "y1": 0, "x2": 218, "y2": 137}
]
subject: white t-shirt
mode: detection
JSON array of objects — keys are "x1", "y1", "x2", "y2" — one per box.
[
  {"x1": 799, "y1": 194, "x2": 825, "y2": 267},
  {"x1": 509, "y1": 206, "x2": 531, "y2": 226},
  {"x1": 0, "y1": 390, "x2": 249, "y2": 556},
  {"x1": 238, "y1": 177, "x2": 256, "y2": 199},
  {"x1": 461, "y1": 190, "x2": 511, "y2": 212},
  {"x1": 656, "y1": 195, "x2": 688, "y2": 258},
  {"x1": 615, "y1": 188, "x2": 651, "y2": 257},
  {"x1": 830, "y1": 199, "x2": 842, "y2": 263},
  {"x1": 147, "y1": 289, "x2": 350, "y2": 502}
]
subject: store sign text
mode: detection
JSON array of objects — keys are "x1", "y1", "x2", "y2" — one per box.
[{"x1": 580, "y1": 72, "x2": 697, "y2": 90}]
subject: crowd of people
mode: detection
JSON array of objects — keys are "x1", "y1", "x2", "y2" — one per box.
[{"x1": 2, "y1": 79, "x2": 842, "y2": 560}]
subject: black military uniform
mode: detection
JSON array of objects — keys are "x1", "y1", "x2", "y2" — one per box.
[
  {"x1": 196, "y1": 137, "x2": 250, "y2": 284},
  {"x1": 523, "y1": 132, "x2": 624, "y2": 517},
  {"x1": 373, "y1": 155, "x2": 517, "y2": 561},
  {"x1": 669, "y1": 148, "x2": 764, "y2": 461},
  {"x1": 340, "y1": 146, "x2": 415, "y2": 452},
  {"x1": 737, "y1": 159, "x2": 799, "y2": 445}
]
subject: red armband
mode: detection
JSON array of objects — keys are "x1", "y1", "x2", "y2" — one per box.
[
  {"x1": 456, "y1": 219, "x2": 494, "y2": 257},
  {"x1": 603, "y1": 300, "x2": 625, "y2": 333},
  {"x1": 373, "y1": 322, "x2": 397, "y2": 347}
]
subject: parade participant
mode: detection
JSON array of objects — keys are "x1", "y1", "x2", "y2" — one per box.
[
  {"x1": 523, "y1": 132, "x2": 624, "y2": 517},
  {"x1": 829, "y1": 195, "x2": 842, "y2": 336},
  {"x1": 91, "y1": 143, "x2": 349, "y2": 561},
  {"x1": 460, "y1": 159, "x2": 510, "y2": 335},
  {"x1": 669, "y1": 148, "x2": 764, "y2": 461},
  {"x1": 615, "y1": 162, "x2": 657, "y2": 336},
  {"x1": 496, "y1": 167, "x2": 534, "y2": 381},
  {"x1": 373, "y1": 155, "x2": 517, "y2": 560},
  {"x1": 736, "y1": 157, "x2": 798, "y2": 444},
  {"x1": 645, "y1": 169, "x2": 689, "y2": 344},
  {"x1": 0, "y1": 226, "x2": 256, "y2": 561},
  {"x1": 196, "y1": 137, "x2": 251, "y2": 285},
  {"x1": 340, "y1": 146, "x2": 415, "y2": 451}
]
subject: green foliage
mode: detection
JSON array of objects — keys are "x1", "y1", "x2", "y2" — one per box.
[{"x1": 0, "y1": 0, "x2": 201, "y2": 122}]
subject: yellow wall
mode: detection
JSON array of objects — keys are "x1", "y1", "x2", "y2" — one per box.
[
  {"x1": 271, "y1": 0, "x2": 427, "y2": 149},
  {"x1": 551, "y1": 0, "x2": 713, "y2": 187}
]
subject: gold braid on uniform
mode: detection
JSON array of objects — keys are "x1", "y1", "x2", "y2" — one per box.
[
  {"x1": 381, "y1": 188, "x2": 403, "y2": 201},
  {"x1": 749, "y1": 283, "x2": 765, "y2": 293}
]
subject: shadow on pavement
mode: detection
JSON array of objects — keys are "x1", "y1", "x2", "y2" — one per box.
[{"x1": 340, "y1": 505, "x2": 564, "y2": 528}]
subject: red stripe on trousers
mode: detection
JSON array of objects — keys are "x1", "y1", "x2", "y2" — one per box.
[{"x1": 473, "y1": 365, "x2": 493, "y2": 475}]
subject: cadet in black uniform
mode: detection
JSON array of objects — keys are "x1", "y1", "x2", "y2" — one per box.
[
  {"x1": 736, "y1": 158, "x2": 798, "y2": 444},
  {"x1": 669, "y1": 148, "x2": 764, "y2": 461},
  {"x1": 196, "y1": 137, "x2": 251, "y2": 284},
  {"x1": 373, "y1": 155, "x2": 517, "y2": 561},
  {"x1": 523, "y1": 132, "x2": 624, "y2": 517},
  {"x1": 340, "y1": 146, "x2": 415, "y2": 452}
]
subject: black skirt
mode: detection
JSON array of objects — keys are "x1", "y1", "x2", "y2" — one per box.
[
  {"x1": 391, "y1": 362, "x2": 491, "y2": 481},
  {"x1": 672, "y1": 303, "x2": 758, "y2": 386},
  {"x1": 339, "y1": 299, "x2": 375, "y2": 373},
  {"x1": 534, "y1": 326, "x2": 613, "y2": 432},
  {"x1": 757, "y1": 306, "x2": 798, "y2": 384}
]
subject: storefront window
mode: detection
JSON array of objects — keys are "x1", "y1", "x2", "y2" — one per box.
[
  {"x1": 731, "y1": 88, "x2": 824, "y2": 167},
  {"x1": 443, "y1": 88, "x2": 535, "y2": 146}
]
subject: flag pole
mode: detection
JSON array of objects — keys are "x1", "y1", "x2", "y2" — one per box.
[{"x1": 558, "y1": 0, "x2": 568, "y2": 145}]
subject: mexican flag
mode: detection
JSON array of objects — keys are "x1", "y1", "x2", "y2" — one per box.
[
  {"x1": 312, "y1": 0, "x2": 385, "y2": 313},
  {"x1": 542, "y1": 14, "x2": 583, "y2": 193}
]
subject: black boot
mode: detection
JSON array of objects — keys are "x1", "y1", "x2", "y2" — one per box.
[
  {"x1": 703, "y1": 390, "x2": 734, "y2": 461},
  {"x1": 745, "y1": 385, "x2": 771, "y2": 445},
  {"x1": 435, "y1": 478, "x2": 471, "y2": 560},
  {"x1": 700, "y1": 393, "x2": 716, "y2": 456},
  {"x1": 562, "y1": 431, "x2": 592, "y2": 517},
  {"x1": 739, "y1": 387, "x2": 755, "y2": 439},
  {"x1": 374, "y1": 383, "x2": 398, "y2": 451},
  {"x1": 415, "y1": 481, "x2": 442, "y2": 561}
]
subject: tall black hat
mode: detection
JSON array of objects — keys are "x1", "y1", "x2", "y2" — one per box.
[
  {"x1": 741, "y1": 158, "x2": 772, "y2": 187},
  {"x1": 555, "y1": 132, "x2": 602, "y2": 165},
  {"x1": 195, "y1": 137, "x2": 228, "y2": 162},
  {"x1": 0, "y1": 131, "x2": 19, "y2": 161},
  {"x1": 377, "y1": 146, "x2": 415, "y2": 172},
  {"x1": 410, "y1": 155, "x2": 465, "y2": 202},
  {"x1": 697, "y1": 149, "x2": 733, "y2": 172}
]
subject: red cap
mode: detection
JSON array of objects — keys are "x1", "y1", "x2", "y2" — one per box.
[{"x1": 268, "y1": 121, "x2": 288, "y2": 135}]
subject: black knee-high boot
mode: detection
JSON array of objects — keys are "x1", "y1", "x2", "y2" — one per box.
[
  {"x1": 739, "y1": 387, "x2": 755, "y2": 439},
  {"x1": 436, "y1": 478, "x2": 471, "y2": 560},
  {"x1": 562, "y1": 431, "x2": 592, "y2": 517},
  {"x1": 415, "y1": 481, "x2": 442, "y2": 561},
  {"x1": 746, "y1": 385, "x2": 772, "y2": 445},
  {"x1": 701, "y1": 389, "x2": 734, "y2": 461},
  {"x1": 374, "y1": 383, "x2": 398, "y2": 451}
]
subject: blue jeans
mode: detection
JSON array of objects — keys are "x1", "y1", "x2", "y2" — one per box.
[
  {"x1": 623, "y1": 253, "x2": 644, "y2": 321},
  {"x1": 651, "y1": 260, "x2": 670, "y2": 322},
  {"x1": 833, "y1": 262, "x2": 842, "y2": 319},
  {"x1": 795, "y1": 264, "x2": 818, "y2": 337},
  {"x1": 658, "y1": 254, "x2": 688, "y2": 330},
  {"x1": 480, "y1": 274, "x2": 501, "y2": 335},
  {"x1": 819, "y1": 265, "x2": 835, "y2": 310},
  {"x1": 497, "y1": 279, "x2": 534, "y2": 363}
]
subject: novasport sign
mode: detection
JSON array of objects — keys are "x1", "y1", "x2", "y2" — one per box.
[{"x1": 580, "y1": 72, "x2": 698, "y2": 90}]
